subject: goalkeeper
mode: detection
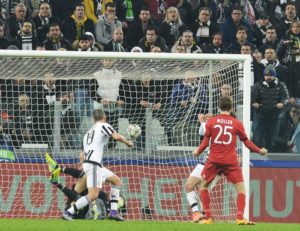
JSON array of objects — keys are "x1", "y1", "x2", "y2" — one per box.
[{"x1": 45, "y1": 153, "x2": 126, "y2": 219}]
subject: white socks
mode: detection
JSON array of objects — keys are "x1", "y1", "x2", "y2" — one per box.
[
  {"x1": 186, "y1": 191, "x2": 199, "y2": 212},
  {"x1": 68, "y1": 195, "x2": 90, "y2": 214},
  {"x1": 111, "y1": 185, "x2": 121, "y2": 211}
]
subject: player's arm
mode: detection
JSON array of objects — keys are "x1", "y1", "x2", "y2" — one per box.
[
  {"x1": 111, "y1": 132, "x2": 134, "y2": 148},
  {"x1": 198, "y1": 113, "x2": 213, "y2": 136},
  {"x1": 193, "y1": 120, "x2": 211, "y2": 156},
  {"x1": 198, "y1": 114, "x2": 206, "y2": 136},
  {"x1": 237, "y1": 122, "x2": 268, "y2": 156},
  {"x1": 79, "y1": 150, "x2": 84, "y2": 165},
  {"x1": 193, "y1": 135, "x2": 210, "y2": 156}
]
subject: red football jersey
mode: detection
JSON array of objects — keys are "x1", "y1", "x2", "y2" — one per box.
[{"x1": 197, "y1": 114, "x2": 260, "y2": 164}]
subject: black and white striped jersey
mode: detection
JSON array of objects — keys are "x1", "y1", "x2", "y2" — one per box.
[{"x1": 82, "y1": 122, "x2": 115, "y2": 164}]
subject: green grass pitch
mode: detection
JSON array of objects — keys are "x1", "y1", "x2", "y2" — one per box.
[{"x1": 0, "y1": 219, "x2": 299, "y2": 231}]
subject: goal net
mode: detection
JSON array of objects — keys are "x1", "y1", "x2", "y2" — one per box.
[{"x1": 0, "y1": 50, "x2": 251, "y2": 221}]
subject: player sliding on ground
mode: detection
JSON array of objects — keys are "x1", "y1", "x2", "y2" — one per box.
[
  {"x1": 193, "y1": 96, "x2": 268, "y2": 225},
  {"x1": 45, "y1": 153, "x2": 110, "y2": 220},
  {"x1": 62, "y1": 109, "x2": 133, "y2": 221}
]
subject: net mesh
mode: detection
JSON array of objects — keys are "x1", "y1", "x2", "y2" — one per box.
[{"x1": 0, "y1": 52, "x2": 248, "y2": 221}]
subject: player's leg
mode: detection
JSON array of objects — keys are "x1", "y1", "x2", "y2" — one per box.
[
  {"x1": 106, "y1": 172, "x2": 125, "y2": 221},
  {"x1": 50, "y1": 168, "x2": 82, "y2": 202},
  {"x1": 74, "y1": 174, "x2": 87, "y2": 194},
  {"x1": 63, "y1": 163, "x2": 101, "y2": 221},
  {"x1": 199, "y1": 161, "x2": 217, "y2": 224},
  {"x1": 45, "y1": 153, "x2": 84, "y2": 178},
  {"x1": 199, "y1": 180, "x2": 213, "y2": 224},
  {"x1": 224, "y1": 164, "x2": 255, "y2": 225},
  {"x1": 185, "y1": 164, "x2": 204, "y2": 222}
]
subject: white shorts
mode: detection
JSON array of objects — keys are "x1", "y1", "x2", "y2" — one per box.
[
  {"x1": 83, "y1": 163, "x2": 114, "y2": 188},
  {"x1": 190, "y1": 164, "x2": 205, "y2": 179}
]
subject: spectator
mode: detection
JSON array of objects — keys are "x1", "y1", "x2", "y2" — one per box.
[
  {"x1": 211, "y1": 80, "x2": 234, "y2": 115},
  {"x1": 13, "y1": 93, "x2": 41, "y2": 148},
  {"x1": 77, "y1": 34, "x2": 93, "y2": 51},
  {"x1": 190, "y1": 7, "x2": 219, "y2": 48},
  {"x1": 126, "y1": 7, "x2": 153, "y2": 49},
  {"x1": 62, "y1": 3, "x2": 94, "y2": 49},
  {"x1": 114, "y1": 0, "x2": 144, "y2": 29},
  {"x1": 50, "y1": 0, "x2": 81, "y2": 22},
  {"x1": 252, "y1": 12, "x2": 273, "y2": 48},
  {"x1": 59, "y1": 91, "x2": 81, "y2": 149},
  {"x1": 131, "y1": 46, "x2": 143, "y2": 52},
  {"x1": 36, "y1": 73, "x2": 68, "y2": 144},
  {"x1": 164, "y1": 70, "x2": 208, "y2": 145},
  {"x1": 175, "y1": 0, "x2": 194, "y2": 26},
  {"x1": 252, "y1": 49, "x2": 263, "y2": 63},
  {"x1": 92, "y1": 59, "x2": 123, "y2": 149},
  {"x1": 274, "y1": 105, "x2": 300, "y2": 152},
  {"x1": 202, "y1": 32, "x2": 228, "y2": 54},
  {"x1": 251, "y1": 64, "x2": 289, "y2": 151},
  {"x1": 104, "y1": 27, "x2": 127, "y2": 51},
  {"x1": 119, "y1": 72, "x2": 164, "y2": 150},
  {"x1": 277, "y1": 3, "x2": 299, "y2": 40},
  {"x1": 150, "y1": 45, "x2": 162, "y2": 53},
  {"x1": 0, "y1": 23, "x2": 10, "y2": 49},
  {"x1": 229, "y1": 26, "x2": 251, "y2": 54},
  {"x1": 260, "y1": 47, "x2": 289, "y2": 86},
  {"x1": 16, "y1": 21, "x2": 37, "y2": 50},
  {"x1": 0, "y1": 112, "x2": 14, "y2": 147},
  {"x1": 288, "y1": 48, "x2": 300, "y2": 106},
  {"x1": 221, "y1": 5, "x2": 253, "y2": 47},
  {"x1": 43, "y1": 23, "x2": 72, "y2": 50},
  {"x1": 172, "y1": 29, "x2": 202, "y2": 53},
  {"x1": 32, "y1": 3, "x2": 61, "y2": 44},
  {"x1": 159, "y1": 6, "x2": 187, "y2": 49},
  {"x1": 95, "y1": 2, "x2": 122, "y2": 46},
  {"x1": 84, "y1": 31, "x2": 103, "y2": 51},
  {"x1": 276, "y1": 20, "x2": 300, "y2": 65},
  {"x1": 259, "y1": 26, "x2": 278, "y2": 55},
  {"x1": 1, "y1": 0, "x2": 34, "y2": 20},
  {"x1": 5, "y1": 3, "x2": 35, "y2": 40},
  {"x1": 143, "y1": 0, "x2": 167, "y2": 25},
  {"x1": 138, "y1": 26, "x2": 168, "y2": 52},
  {"x1": 173, "y1": 43, "x2": 186, "y2": 53},
  {"x1": 240, "y1": 43, "x2": 264, "y2": 86},
  {"x1": 71, "y1": 77, "x2": 94, "y2": 123}
]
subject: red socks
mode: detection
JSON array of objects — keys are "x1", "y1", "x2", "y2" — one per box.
[
  {"x1": 237, "y1": 193, "x2": 246, "y2": 220},
  {"x1": 200, "y1": 189, "x2": 211, "y2": 219}
]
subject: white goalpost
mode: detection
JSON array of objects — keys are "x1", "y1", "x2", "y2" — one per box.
[{"x1": 0, "y1": 50, "x2": 251, "y2": 221}]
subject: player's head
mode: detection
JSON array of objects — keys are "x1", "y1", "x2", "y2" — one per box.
[
  {"x1": 219, "y1": 96, "x2": 233, "y2": 112},
  {"x1": 93, "y1": 109, "x2": 106, "y2": 122}
]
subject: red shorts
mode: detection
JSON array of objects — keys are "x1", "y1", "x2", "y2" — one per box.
[{"x1": 201, "y1": 160, "x2": 243, "y2": 184}]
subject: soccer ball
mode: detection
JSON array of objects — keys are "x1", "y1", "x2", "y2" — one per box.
[{"x1": 127, "y1": 124, "x2": 141, "y2": 139}]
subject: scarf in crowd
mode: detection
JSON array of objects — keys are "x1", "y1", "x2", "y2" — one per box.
[
  {"x1": 241, "y1": 0, "x2": 255, "y2": 25},
  {"x1": 71, "y1": 14, "x2": 88, "y2": 40},
  {"x1": 216, "y1": 2, "x2": 225, "y2": 24},
  {"x1": 39, "y1": 14, "x2": 49, "y2": 25},
  {"x1": 125, "y1": 0, "x2": 134, "y2": 21},
  {"x1": 170, "y1": 22, "x2": 179, "y2": 40},
  {"x1": 158, "y1": 0, "x2": 166, "y2": 15},
  {"x1": 255, "y1": 0, "x2": 267, "y2": 17}
]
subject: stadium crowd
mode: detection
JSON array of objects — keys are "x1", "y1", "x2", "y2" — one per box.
[{"x1": 0, "y1": 0, "x2": 300, "y2": 153}]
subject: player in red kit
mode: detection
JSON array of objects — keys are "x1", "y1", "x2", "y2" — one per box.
[{"x1": 193, "y1": 96, "x2": 267, "y2": 225}]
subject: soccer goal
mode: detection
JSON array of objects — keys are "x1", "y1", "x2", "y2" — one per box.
[{"x1": 0, "y1": 50, "x2": 251, "y2": 221}]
